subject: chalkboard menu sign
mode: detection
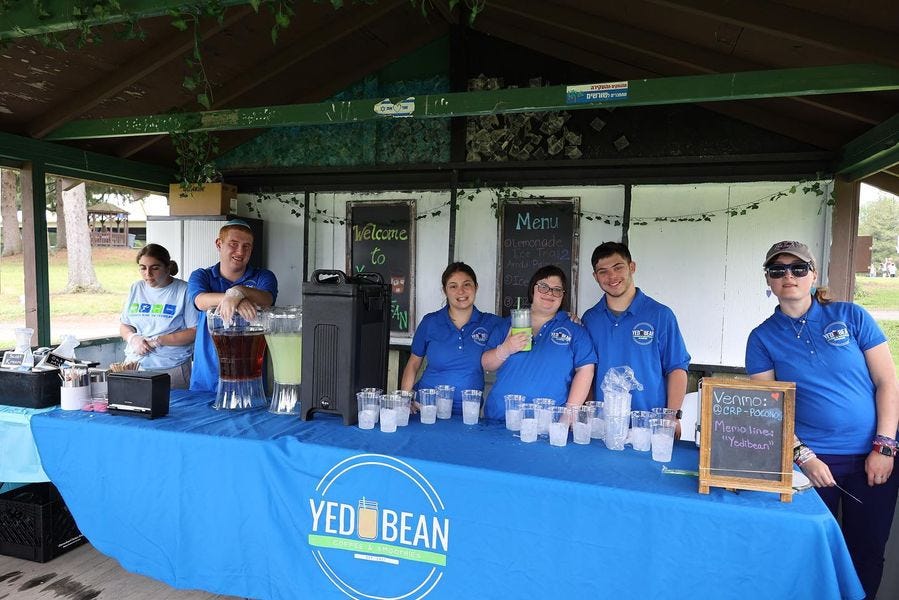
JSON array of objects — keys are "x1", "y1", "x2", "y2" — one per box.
[
  {"x1": 698, "y1": 378, "x2": 795, "y2": 502},
  {"x1": 347, "y1": 201, "x2": 415, "y2": 335},
  {"x1": 497, "y1": 199, "x2": 578, "y2": 317}
]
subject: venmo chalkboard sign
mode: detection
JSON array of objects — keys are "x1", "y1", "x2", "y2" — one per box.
[
  {"x1": 699, "y1": 378, "x2": 795, "y2": 502},
  {"x1": 347, "y1": 201, "x2": 415, "y2": 335},
  {"x1": 497, "y1": 199, "x2": 578, "y2": 317}
]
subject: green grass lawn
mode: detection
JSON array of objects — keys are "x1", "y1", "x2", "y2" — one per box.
[{"x1": 855, "y1": 275, "x2": 899, "y2": 372}]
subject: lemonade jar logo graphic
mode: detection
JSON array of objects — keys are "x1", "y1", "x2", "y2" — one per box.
[
  {"x1": 308, "y1": 454, "x2": 450, "y2": 599},
  {"x1": 357, "y1": 498, "x2": 378, "y2": 540}
]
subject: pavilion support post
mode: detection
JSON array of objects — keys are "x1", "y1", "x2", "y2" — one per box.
[
  {"x1": 20, "y1": 161, "x2": 51, "y2": 346},
  {"x1": 828, "y1": 179, "x2": 860, "y2": 302}
]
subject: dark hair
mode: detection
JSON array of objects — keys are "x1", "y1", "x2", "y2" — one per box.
[
  {"x1": 441, "y1": 262, "x2": 478, "y2": 290},
  {"x1": 527, "y1": 265, "x2": 569, "y2": 311},
  {"x1": 137, "y1": 243, "x2": 178, "y2": 276},
  {"x1": 591, "y1": 242, "x2": 631, "y2": 269}
]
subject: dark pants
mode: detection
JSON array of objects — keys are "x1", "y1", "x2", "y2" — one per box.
[{"x1": 815, "y1": 454, "x2": 899, "y2": 600}]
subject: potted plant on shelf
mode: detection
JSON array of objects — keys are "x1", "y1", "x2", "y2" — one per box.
[{"x1": 168, "y1": 130, "x2": 236, "y2": 216}]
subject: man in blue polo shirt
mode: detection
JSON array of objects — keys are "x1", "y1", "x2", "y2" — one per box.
[
  {"x1": 582, "y1": 242, "x2": 690, "y2": 431},
  {"x1": 188, "y1": 219, "x2": 278, "y2": 392}
]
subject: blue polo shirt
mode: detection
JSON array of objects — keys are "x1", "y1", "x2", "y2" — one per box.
[
  {"x1": 411, "y1": 306, "x2": 504, "y2": 413},
  {"x1": 188, "y1": 264, "x2": 278, "y2": 392},
  {"x1": 745, "y1": 299, "x2": 887, "y2": 455},
  {"x1": 582, "y1": 289, "x2": 691, "y2": 411},
  {"x1": 484, "y1": 312, "x2": 596, "y2": 420}
]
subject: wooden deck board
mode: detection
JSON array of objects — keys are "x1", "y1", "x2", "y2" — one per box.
[{"x1": 0, "y1": 543, "x2": 241, "y2": 600}]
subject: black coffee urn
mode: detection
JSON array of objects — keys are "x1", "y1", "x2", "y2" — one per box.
[{"x1": 300, "y1": 270, "x2": 390, "y2": 424}]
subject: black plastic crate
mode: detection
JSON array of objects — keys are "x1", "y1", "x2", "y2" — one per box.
[{"x1": 0, "y1": 483, "x2": 86, "y2": 562}]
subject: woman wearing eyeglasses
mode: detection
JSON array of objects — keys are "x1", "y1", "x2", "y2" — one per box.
[
  {"x1": 119, "y1": 243, "x2": 199, "y2": 389},
  {"x1": 401, "y1": 262, "x2": 505, "y2": 414},
  {"x1": 745, "y1": 240, "x2": 899, "y2": 600},
  {"x1": 482, "y1": 264, "x2": 596, "y2": 421}
]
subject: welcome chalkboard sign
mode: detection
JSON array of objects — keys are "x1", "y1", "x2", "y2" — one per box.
[
  {"x1": 347, "y1": 201, "x2": 415, "y2": 335},
  {"x1": 699, "y1": 378, "x2": 795, "y2": 502},
  {"x1": 497, "y1": 199, "x2": 578, "y2": 317}
]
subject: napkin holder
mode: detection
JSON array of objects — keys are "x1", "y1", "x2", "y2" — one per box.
[{"x1": 107, "y1": 371, "x2": 170, "y2": 419}]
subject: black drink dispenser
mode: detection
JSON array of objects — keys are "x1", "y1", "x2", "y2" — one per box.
[{"x1": 300, "y1": 270, "x2": 390, "y2": 424}]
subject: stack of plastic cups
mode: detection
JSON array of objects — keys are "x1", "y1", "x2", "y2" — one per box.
[
  {"x1": 519, "y1": 403, "x2": 539, "y2": 443},
  {"x1": 436, "y1": 385, "x2": 454, "y2": 419},
  {"x1": 603, "y1": 391, "x2": 631, "y2": 450},
  {"x1": 418, "y1": 389, "x2": 438, "y2": 424},
  {"x1": 504, "y1": 394, "x2": 525, "y2": 431},
  {"x1": 394, "y1": 390, "x2": 414, "y2": 427}
]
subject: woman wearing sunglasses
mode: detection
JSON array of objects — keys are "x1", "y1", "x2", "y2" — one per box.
[
  {"x1": 482, "y1": 264, "x2": 596, "y2": 421},
  {"x1": 745, "y1": 240, "x2": 898, "y2": 599}
]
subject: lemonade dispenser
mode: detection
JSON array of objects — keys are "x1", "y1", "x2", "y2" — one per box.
[{"x1": 261, "y1": 306, "x2": 302, "y2": 415}]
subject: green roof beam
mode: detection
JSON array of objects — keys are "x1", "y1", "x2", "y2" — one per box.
[
  {"x1": 0, "y1": 0, "x2": 251, "y2": 41},
  {"x1": 44, "y1": 64, "x2": 899, "y2": 140},
  {"x1": 836, "y1": 112, "x2": 899, "y2": 181}
]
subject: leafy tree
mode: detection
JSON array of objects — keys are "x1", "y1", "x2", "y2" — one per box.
[{"x1": 859, "y1": 192, "x2": 899, "y2": 265}]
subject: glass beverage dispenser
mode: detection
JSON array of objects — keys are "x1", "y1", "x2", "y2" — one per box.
[
  {"x1": 261, "y1": 306, "x2": 302, "y2": 415},
  {"x1": 207, "y1": 309, "x2": 268, "y2": 410}
]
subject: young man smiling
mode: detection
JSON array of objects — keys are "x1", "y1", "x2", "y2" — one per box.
[
  {"x1": 188, "y1": 219, "x2": 278, "y2": 392},
  {"x1": 581, "y1": 242, "x2": 690, "y2": 433}
]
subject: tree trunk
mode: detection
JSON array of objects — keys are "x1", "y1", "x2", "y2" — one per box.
[
  {"x1": 0, "y1": 169, "x2": 22, "y2": 256},
  {"x1": 55, "y1": 177, "x2": 67, "y2": 249},
  {"x1": 62, "y1": 182, "x2": 103, "y2": 293}
]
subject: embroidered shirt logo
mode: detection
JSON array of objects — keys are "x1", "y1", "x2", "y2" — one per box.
[
  {"x1": 550, "y1": 327, "x2": 572, "y2": 345},
  {"x1": 470, "y1": 327, "x2": 489, "y2": 346},
  {"x1": 632, "y1": 322, "x2": 654, "y2": 345},
  {"x1": 823, "y1": 321, "x2": 851, "y2": 346}
]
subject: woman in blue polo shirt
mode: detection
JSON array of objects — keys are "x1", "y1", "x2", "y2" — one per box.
[
  {"x1": 401, "y1": 262, "x2": 504, "y2": 414},
  {"x1": 482, "y1": 265, "x2": 596, "y2": 421},
  {"x1": 745, "y1": 240, "x2": 899, "y2": 600}
]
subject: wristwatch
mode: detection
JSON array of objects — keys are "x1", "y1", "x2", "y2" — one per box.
[{"x1": 874, "y1": 443, "x2": 896, "y2": 457}]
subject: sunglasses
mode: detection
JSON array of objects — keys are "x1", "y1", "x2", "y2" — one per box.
[
  {"x1": 765, "y1": 262, "x2": 812, "y2": 279},
  {"x1": 535, "y1": 282, "x2": 565, "y2": 298}
]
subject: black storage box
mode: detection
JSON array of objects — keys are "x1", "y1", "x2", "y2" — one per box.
[
  {"x1": 107, "y1": 371, "x2": 170, "y2": 419},
  {"x1": 0, "y1": 483, "x2": 86, "y2": 562},
  {"x1": 0, "y1": 369, "x2": 61, "y2": 408},
  {"x1": 301, "y1": 270, "x2": 390, "y2": 425}
]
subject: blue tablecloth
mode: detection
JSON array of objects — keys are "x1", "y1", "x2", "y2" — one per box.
[
  {"x1": 0, "y1": 404, "x2": 55, "y2": 483},
  {"x1": 31, "y1": 391, "x2": 863, "y2": 600}
]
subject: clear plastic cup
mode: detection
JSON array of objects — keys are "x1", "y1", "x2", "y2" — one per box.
[
  {"x1": 588, "y1": 400, "x2": 605, "y2": 440},
  {"x1": 356, "y1": 391, "x2": 379, "y2": 430},
  {"x1": 461, "y1": 389, "x2": 482, "y2": 425},
  {"x1": 630, "y1": 410, "x2": 652, "y2": 451},
  {"x1": 379, "y1": 394, "x2": 401, "y2": 433},
  {"x1": 519, "y1": 403, "x2": 538, "y2": 443},
  {"x1": 534, "y1": 398, "x2": 555, "y2": 437},
  {"x1": 418, "y1": 388, "x2": 438, "y2": 424},
  {"x1": 393, "y1": 390, "x2": 414, "y2": 427},
  {"x1": 651, "y1": 417, "x2": 677, "y2": 463},
  {"x1": 573, "y1": 405, "x2": 592, "y2": 445},
  {"x1": 549, "y1": 406, "x2": 572, "y2": 447},
  {"x1": 504, "y1": 394, "x2": 525, "y2": 431},
  {"x1": 436, "y1": 385, "x2": 455, "y2": 419},
  {"x1": 510, "y1": 308, "x2": 532, "y2": 351}
]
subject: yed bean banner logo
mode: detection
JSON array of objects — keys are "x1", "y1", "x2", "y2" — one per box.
[{"x1": 308, "y1": 454, "x2": 450, "y2": 599}]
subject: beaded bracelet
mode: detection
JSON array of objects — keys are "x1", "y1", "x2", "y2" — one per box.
[{"x1": 794, "y1": 444, "x2": 816, "y2": 467}]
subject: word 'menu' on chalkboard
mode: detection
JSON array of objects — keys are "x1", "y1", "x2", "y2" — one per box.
[
  {"x1": 347, "y1": 201, "x2": 415, "y2": 335},
  {"x1": 497, "y1": 198, "x2": 579, "y2": 316},
  {"x1": 699, "y1": 378, "x2": 795, "y2": 502}
]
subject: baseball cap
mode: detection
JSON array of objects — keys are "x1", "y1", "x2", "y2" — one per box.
[
  {"x1": 763, "y1": 240, "x2": 815, "y2": 269},
  {"x1": 221, "y1": 218, "x2": 251, "y2": 230}
]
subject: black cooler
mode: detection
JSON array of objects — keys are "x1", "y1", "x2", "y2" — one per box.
[{"x1": 300, "y1": 270, "x2": 390, "y2": 424}]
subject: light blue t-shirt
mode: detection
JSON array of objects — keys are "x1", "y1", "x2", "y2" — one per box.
[
  {"x1": 188, "y1": 264, "x2": 278, "y2": 392},
  {"x1": 484, "y1": 312, "x2": 596, "y2": 420},
  {"x1": 410, "y1": 305, "x2": 504, "y2": 413},
  {"x1": 582, "y1": 289, "x2": 691, "y2": 411},
  {"x1": 120, "y1": 278, "x2": 199, "y2": 370},
  {"x1": 745, "y1": 299, "x2": 888, "y2": 455}
]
